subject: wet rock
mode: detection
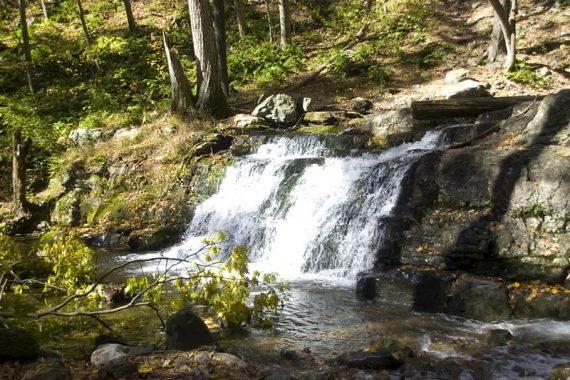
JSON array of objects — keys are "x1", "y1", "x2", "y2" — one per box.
[
  {"x1": 336, "y1": 349, "x2": 403, "y2": 370},
  {"x1": 550, "y1": 363, "x2": 570, "y2": 380},
  {"x1": 444, "y1": 68, "x2": 470, "y2": 84},
  {"x1": 445, "y1": 277, "x2": 512, "y2": 322},
  {"x1": 252, "y1": 93, "x2": 298, "y2": 124},
  {"x1": 234, "y1": 114, "x2": 269, "y2": 129},
  {"x1": 297, "y1": 97, "x2": 313, "y2": 113},
  {"x1": 51, "y1": 189, "x2": 83, "y2": 227},
  {"x1": 440, "y1": 79, "x2": 490, "y2": 99},
  {"x1": 165, "y1": 307, "x2": 214, "y2": 350},
  {"x1": 350, "y1": 97, "x2": 373, "y2": 113},
  {"x1": 486, "y1": 329, "x2": 513, "y2": 346},
  {"x1": 127, "y1": 227, "x2": 182, "y2": 251},
  {"x1": 0, "y1": 327, "x2": 40, "y2": 360},
  {"x1": 192, "y1": 134, "x2": 232, "y2": 156},
  {"x1": 212, "y1": 352, "x2": 249, "y2": 369},
  {"x1": 511, "y1": 288, "x2": 570, "y2": 320},
  {"x1": 69, "y1": 128, "x2": 103, "y2": 147}
]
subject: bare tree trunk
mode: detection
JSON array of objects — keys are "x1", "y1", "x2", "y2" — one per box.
[
  {"x1": 123, "y1": 0, "x2": 137, "y2": 33},
  {"x1": 212, "y1": 0, "x2": 229, "y2": 95},
  {"x1": 263, "y1": 0, "x2": 273, "y2": 43},
  {"x1": 40, "y1": 0, "x2": 49, "y2": 20},
  {"x1": 188, "y1": 0, "x2": 229, "y2": 118},
  {"x1": 18, "y1": 0, "x2": 35, "y2": 94},
  {"x1": 12, "y1": 127, "x2": 31, "y2": 216},
  {"x1": 163, "y1": 32, "x2": 194, "y2": 116},
  {"x1": 487, "y1": 0, "x2": 517, "y2": 72},
  {"x1": 233, "y1": 0, "x2": 248, "y2": 38},
  {"x1": 76, "y1": 0, "x2": 91, "y2": 45},
  {"x1": 487, "y1": 0, "x2": 509, "y2": 62},
  {"x1": 278, "y1": 0, "x2": 291, "y2": 49}
]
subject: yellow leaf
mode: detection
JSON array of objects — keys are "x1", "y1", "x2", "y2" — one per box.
[
  {"x1": 138, "y1": 366, "x2": 153, "y2": 375},
  {"x1": 550, "y1": 288, "x2": 560, "y2": 294},
  {"x1": 416, "y1": 246, "x2": 424, "y2": 253},
  {"x1": 511, "y1": 282, "x2": 520, "y2": 289}
]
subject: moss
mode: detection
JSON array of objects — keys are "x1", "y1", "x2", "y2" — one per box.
[{"x1": 297, "y1": 125, "x2": 347, "y2": 134}]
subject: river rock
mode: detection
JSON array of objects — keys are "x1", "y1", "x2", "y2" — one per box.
[
  {"x1": 511, "y1": 288, "x2": 570, "y2": 320},
  {"x1": 51, "y1": 188, "x2": 82, "y2": 227},
  {"x1": 297, "y1": 97, "x2": 313, "y2": 113},
  {"x1": 440, "y1": 79, "x2": 490, "y2": 99},
  {"x1": 303, "y1": 111, "x2": 337, "y2": 125},
  {"x1": 444, "y1": 68, "x2": 470, "y2": 84},
  {"x1": 336, "y1": 348, "x2": 403, "y2": 370},
  {"x1": 486, "y1": 329, "x2": 513, "y2": 346},
  {"x1": 165, "y1": 307, "x2": 214, "y2": 350},
  {"x1": 98, "y1": 357, "x2": 138, "y2": 379},
  {"x1": 212, "y1": 353, "x2": 249, "y2": 369},
  {"x1": 0, "y1": 327, "x2": 40, "y2": 360},
  {"x1": 550, "y1": 363, "x2": 570, "y2": 380},
  {"x1": 20, "y1": 356, "x2": 72, "y2": 380},
  {"x1": 69, "y1": 128, "x2": 104, "y2": 147},
  {"x1": 445, "y1": 277, "x2": 512, "y2": 322},
  {"x1": 252, "y1": 93, "x2": 298, "y2": 124},
  {"x1": 357, "y1": 108, "x2": 415, "y2": 148},
  {"x1": 90, "y1": 344, "x2": 154, "y2": 366},
  {"x1": 234, "y1": 114, "x2": 269, "y2": 129}
]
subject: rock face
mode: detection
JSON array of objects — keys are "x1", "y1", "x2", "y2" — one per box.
[
  {"x1": 252, "y1": 93, "x2": 298, "y2": 124},
  {"x1": 165, "y1": 307, "x2": 214, "y2": 350}
]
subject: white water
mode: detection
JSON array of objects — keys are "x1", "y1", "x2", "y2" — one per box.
[{"x1": 156, "y1": 130, "x2": 448, "y2": 284}]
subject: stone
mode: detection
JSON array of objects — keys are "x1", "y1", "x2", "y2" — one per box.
[
  {"x1": 112, "y1": 127, "x2": 140, "y2": 140},
  {"x1": 445, "y1": 277, "x2": 512, "y2": 322},
  {"x1": 90, "y1": 343, "x2": 154, "y2": 366},
  {"x1": 350, "y1": 97, "x2": 373, "y2": 113},
  {"x1": 550, "y1": 363, "x2": 570, "y2": 380},
  {"x1": 165, "y1": 307, "x2": 214, "y2": 350},
  {"x1": 440, "y1": 79, "x2": 490, "y2": 99},
  {"x1": 512, "y1": 288, "x2": 570, "y2": 320},
  {"x1": 212, "y1": 352, "x2": 249, "y2": 369},
  {"x1": 252, "y1": 93, "x2": 298, "y2": 124},
  {"x1": 535, "y1": 67, "x2": 552, "y2": 78},
  {"x1": 564, "y1": 273, "x2": 570, "y2": 289},
  {"x1": 234, "y1": 114, "x2": 269, "y2": 129},
  {"x1": 297, "y1": 97, "x2": 313, "y2": 113},
  {"x1": 20, "y1": 357, "x2": 71, "y2": 380},
  {"x1": 51, "y1": 189, "x2": 82, "y2": 227},
  {"x1": 0, "y1": 327, "x2": 40, "y2": 360},
  {"x1": 358, "y1": 108, "x2": 415, "y2": 148},
  {"x1": 444, "y1": 68, "x2": 470, "y2": 84},
  {"x1": 336, "y1": 349, "x2": 403, "y2": 370},
  {"x1": 303, "y1": 111, "x2": 337, "y2": 125},
  {"x1": 98, "y1": 357, "x2": 138, "y2": 379},
  {"x1": 68, "y1": 128, "x2": 103, "y2": 147},
  {"x1": 486, "y1": 329, "x2": 513, "y2": 346}
]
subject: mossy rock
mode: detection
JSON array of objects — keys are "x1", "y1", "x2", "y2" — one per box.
[
  {"x1": 297, "y1": 124, "x2": 346, "y2": 134},
  {"x1": 0, "y1": 327, "x2": 40, "y2": 360},
  {"x1": 51, "y1": 189, "x2": 83, "y2": 227}
]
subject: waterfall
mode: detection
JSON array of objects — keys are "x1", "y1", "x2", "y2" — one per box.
[{"x1": 169, "y1": 130, "x2": 448, "y2": 283}]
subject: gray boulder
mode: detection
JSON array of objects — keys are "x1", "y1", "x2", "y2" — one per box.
[
  {"x1": 358, "y1": 108, "x2": 415, "y2": 148},
  {"x1": 252, "y1": 94, "x2": 298, "y2": 124},
  {"x1": 69, "y1": 128, "x2": 103, "y2": 147},
  {"x1": 440, "y1": 79, "x2": 490, "y2": 99},
  {"x1": 212, "y1": 352, "x2": 249, "y2": 369},
  {"x1": 165, "y1": 307, "x2": 214, "y2": 350},
  {"x1": 350, "y1": 97, "x2": 373, "y2": 113}
]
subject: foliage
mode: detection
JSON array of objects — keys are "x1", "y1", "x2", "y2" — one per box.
[
  {"x1": 329, "y1": 45, "x2": 389, "y2": 83},
  {"x1": 505, "y1": 61, "x2": 549, "y2": 87}
]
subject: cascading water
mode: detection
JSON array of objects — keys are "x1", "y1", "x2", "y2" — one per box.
[{"x1": 167, "y1": 130, "x2": 448, "y2": 282}]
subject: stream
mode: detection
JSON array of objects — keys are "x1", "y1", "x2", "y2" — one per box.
[{"x1": 102, "y1": 131, "x2": 570, "y2": 378}]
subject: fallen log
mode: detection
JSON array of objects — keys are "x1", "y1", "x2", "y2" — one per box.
[{"x1": 411, "y1": 95, "x2": 544, "y2": 120}]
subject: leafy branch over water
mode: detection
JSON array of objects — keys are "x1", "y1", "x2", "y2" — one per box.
[{"x1": 0, "y1": 229, "x2": 283, "y2": 331}]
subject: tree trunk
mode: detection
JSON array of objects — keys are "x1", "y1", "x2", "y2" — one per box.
[
  {"x1": 40, "y1": 0, "x2": 49, "y2": 20},
  {"x1": 188, "y1": 0, "x2": 229, "y2": 118},
  {"x1": 12, "y1": 127, "x2": 31, "y2": 216},
  {"x1": 76, "y1": 0, "x2": 91, "y2": 45},
  {"x1": 233, "y1": 0, "x2": 248, "y2": 38},
  {"x1": 487, "y1": 0, "x2": 509, "y2": 62},
  {"x1": 123, "y1": 0, "x2": 137, "y2": 33},
  {"x1": 487, "y1": 0, "x2": 517, "y2": 72},
  {"x1": 163, "y1": 32, "x2": 194, "y2": 116},
  {"x1": 18, "y1": 0, "x2": 35, "y2": 94},
  {"x1": 212, "y1": 0, "x2": 229, "y2": 95},
  {"x1": 263, "y1": 0, "x2": 273, "y2": 43},
  {"x1": 278, "y1": 0, "x2": 291, "y2": 49}
]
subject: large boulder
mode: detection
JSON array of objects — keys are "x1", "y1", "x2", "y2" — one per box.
[
  {"x1": 252, "y1": 94, "x2": 298, "y2": 124},
  {"x1": 90, "y1": 343, "x2": 154, "y2": 366},
  {"x1": 68, "y1": 128, "x2": 104, "y2": 147},
  {"x1": 335, "y1": 349, "x2": 404, "y2": 370},
  {"x1": 356, "y1": 108, "x2": 415, "y2": 148},
  {"x1": 444, "y1": 68, "x2": 469, "y2": 84},
  {"x1": 165, "y1": 307, "x2": 214, "y2": 350},
  {"x1": 0, "y1": 327, "x2": 40, "y2": 360}
]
